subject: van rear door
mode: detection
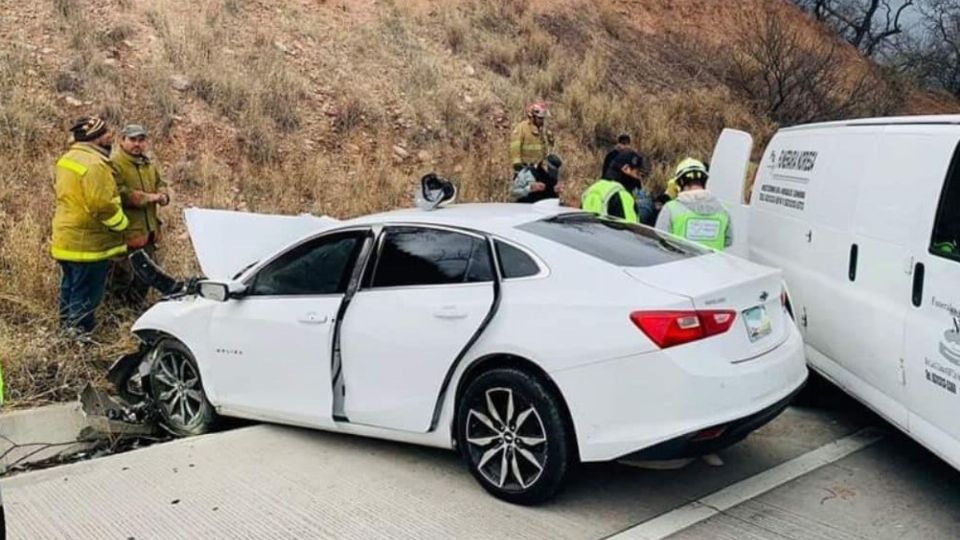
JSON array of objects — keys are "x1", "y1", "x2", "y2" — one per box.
[
  {"x1": 904, "y1": 134, "x2": 960, "y2": 468},
  {"x1": 707, "y1": 129, "x2": 754, "y2": 258}
]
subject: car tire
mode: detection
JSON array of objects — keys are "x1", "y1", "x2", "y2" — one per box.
[
  {"x1": 456, "y1": 368, "x2": 572, "y2": 505},
  {"x1": 148, "y1": 339, "x2": 218, "y2": 437}
]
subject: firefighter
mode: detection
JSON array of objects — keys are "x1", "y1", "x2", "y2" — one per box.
[
  {"x1": 51, "y1": 117, "x2": 128, "y2": 334},
  {"x1": 111, "y1": 123, "x2": 170, "y2": 305},
  {"x1": 510, "y1": 101, "x2": 553, "y2": 175}
]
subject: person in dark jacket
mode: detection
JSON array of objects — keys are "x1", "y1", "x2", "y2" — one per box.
[
  {"x1": 512, "y1": 154, "x2": 563, "y2": 203},
  {"x1": 601, "y1": 133, "x2": 632, "y2": 178}
]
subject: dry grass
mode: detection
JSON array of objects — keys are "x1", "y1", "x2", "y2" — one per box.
[{"x1": 0, "y1": 0, "x2": 950, "y2": 407}]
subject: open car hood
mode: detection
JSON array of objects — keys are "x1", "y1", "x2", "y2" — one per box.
[{"x1": 184, "y1": 208, "x2": 340, "y2": 280}]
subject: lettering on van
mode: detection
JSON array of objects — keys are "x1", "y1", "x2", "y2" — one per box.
[
  {"x1": 925, "y1": 369, "x2": 957, "y2": 394},
  {"x1": 758, "y1": 184, "x2": 807, "y2": 211},
  {"x1": 775, "y1": 150, "x2": 818, "y2": 172},
  {"x1": 925, "y1": 357, "x2": 960, "y2": 395}
]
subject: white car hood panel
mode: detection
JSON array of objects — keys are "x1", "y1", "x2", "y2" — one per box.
[{"x1": 184, "y1": 208, "x2": 339, "y2": 280}]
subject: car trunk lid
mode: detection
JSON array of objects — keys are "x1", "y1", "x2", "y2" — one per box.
[{"x1": 624, "y1": 254, "x2": 788, "y2": 362}]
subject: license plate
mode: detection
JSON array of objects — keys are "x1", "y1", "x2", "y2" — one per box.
[{"x1": 742, "y1": 305, "x2": 772, "y2": 342}]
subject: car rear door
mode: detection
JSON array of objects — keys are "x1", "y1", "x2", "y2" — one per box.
[
  {"x1": 206, "y1": 229, "x2": 370, "y2": 428},
  {"x1": 904, "y1": 135, "x2": 960, "y2": 452},
  {"x1": 338, "y1": 225, "x2": 496, "y2": 432}
]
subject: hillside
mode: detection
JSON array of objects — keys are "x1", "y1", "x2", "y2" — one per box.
[{"x1": 0, "y1": 0, "x2": 956, "y2": 405}]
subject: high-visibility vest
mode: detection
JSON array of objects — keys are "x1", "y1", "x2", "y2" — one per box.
[
  {"x1": 581, "y1": 180, "x2": 638, "y2": 223},
  {"x1": 665, "y1": 200, "x2": 729, "y2": 251}
]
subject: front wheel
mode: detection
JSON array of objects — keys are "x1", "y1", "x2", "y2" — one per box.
[
  {"x1": 456, "y1": 368, "x2": 572, "y2": 505},
  {"x1": 148, "y1": 339, "x2": 218, "y2": 437}
]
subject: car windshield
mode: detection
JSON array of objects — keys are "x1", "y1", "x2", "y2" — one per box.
[
  {"x1": 518, "y1": 213, "x2": 708, "y2": 267},
  {"x1": 232, "y1": 260, "x2": 260, "y2": 281}
]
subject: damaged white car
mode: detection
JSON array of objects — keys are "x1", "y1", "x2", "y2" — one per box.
[{"x1": 110, "y1": 198, "x2": 807, "y2": 504}]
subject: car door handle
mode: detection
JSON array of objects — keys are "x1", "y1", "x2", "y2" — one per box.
[
  {"x1": 434, "y1": 306, "x2": 467, "y2": 320},
  {"x1": 298, "y1": 312, "x2": 329, "y2": 325}
]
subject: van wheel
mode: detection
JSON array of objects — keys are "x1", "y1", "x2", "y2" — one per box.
[
  {"x1": 456, "y1": 368, "x2": 571, "y2": 505},
  {"x1": 148, "y1": 340, "x2": 218, "y2": 437}
]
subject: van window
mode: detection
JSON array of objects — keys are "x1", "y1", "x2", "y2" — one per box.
[{"x1": 931, "y1": 141, "x2": 960, "y2": 263}]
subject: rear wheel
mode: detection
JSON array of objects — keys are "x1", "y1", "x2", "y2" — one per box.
[
  {"x1": 148, "y1": 340, "x2": 217, "y2": 437},
  {"x1": 456, "y1": 368, "x2": 572, "y2": 505}
]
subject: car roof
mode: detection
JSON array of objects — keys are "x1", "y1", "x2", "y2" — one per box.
[
  {"x1": 780, "y1": 114, "x2": 960, "y2": 132},
  {"x1": 342, "y1": 202, "x2": 579, "y2": 232}
]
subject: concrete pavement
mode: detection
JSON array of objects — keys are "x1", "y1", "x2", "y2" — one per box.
[{"x1": 2, "y1": 390, "x2": 958, "y2": 539}]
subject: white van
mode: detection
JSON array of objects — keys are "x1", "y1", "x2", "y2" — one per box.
[{"x1": 707, "y1": 116, "x2": 960, "y2": 470}]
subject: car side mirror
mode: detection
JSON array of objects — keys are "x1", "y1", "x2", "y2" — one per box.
[{"x1": 197, "y1": 280, "x2": 245, "y2": 302}]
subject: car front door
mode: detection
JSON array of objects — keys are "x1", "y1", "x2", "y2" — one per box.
[
  {"x1": 905, "y1": 137, "x2": 960, "y2": 445},
  {"x1": 206, "y1": 229, "x2": 369, "y2": 428},
  {"x1": 338, "y1": 225, "x2": 496, "y2": 432}
]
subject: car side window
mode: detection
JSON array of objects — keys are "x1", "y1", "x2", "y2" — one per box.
[
  {"x1": 249, "y1": 232, "x2": 363, "y2": 296},
  {"x1": 931, "y1": 141, "x2": 960, "y2": 263},
  {"x1": 372, "y1": 227, "x2": 493, "y2": 287},
  {"x1": 495, "y1": 240, "x2": 540, "y2": 279}
]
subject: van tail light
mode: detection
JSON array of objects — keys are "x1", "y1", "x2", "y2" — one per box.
[{"x1": 630, "y1": 310, "x2": 737, "y2": 349}]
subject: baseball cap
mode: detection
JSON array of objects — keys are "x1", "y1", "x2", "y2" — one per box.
[{"x1": 120, "y1": 124, "x2": 148, "y2": 138}]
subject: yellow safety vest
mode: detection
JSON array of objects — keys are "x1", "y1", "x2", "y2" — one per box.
[
  {"x1": 581, "y1": 180, "x2": 639, "y2": 223},
  {"x1": 666, "y1": 200, "x2": 729, "y2": 251}
]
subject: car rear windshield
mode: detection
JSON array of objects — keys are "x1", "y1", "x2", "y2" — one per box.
[{"x1": 518, "y1": 213, "x2": 708, "y2": 267}]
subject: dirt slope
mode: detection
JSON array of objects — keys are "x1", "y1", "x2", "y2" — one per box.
[{"x1": 0, "y1": 0, "x2": 955, "y2": 405}]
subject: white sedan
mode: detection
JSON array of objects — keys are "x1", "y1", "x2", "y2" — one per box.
[{"x1": 119, "y1": 202, "x2": 807, "y2": 504}]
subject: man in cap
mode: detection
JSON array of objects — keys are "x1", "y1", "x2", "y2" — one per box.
[
  {"x1": 512, "y1": 154, "x2": 563, "y2": 203},
  {"x1": 581, "y1": 150, "x2": 648, "y2": 223},
  {"x1": 51, "y1": 116, "x2": 128, "y2": 334},
  {"x1": 111, "y1": 123, "x2": 170, "y2": 305}
]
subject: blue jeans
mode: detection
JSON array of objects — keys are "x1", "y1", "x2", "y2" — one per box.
[
  {"x1": 633, "y1": 188, "x2": 656, "y2": 226},
  {"x1": 58, "y1": 260, "x2": 110, "y2": 333}
]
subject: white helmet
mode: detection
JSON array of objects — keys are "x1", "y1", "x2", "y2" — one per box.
[{"x1": 415, "y1": 173, "x2": 457, "y2": 211}]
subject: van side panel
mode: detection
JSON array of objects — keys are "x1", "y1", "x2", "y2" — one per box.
[{"x1": 749, "y1": 128, "x2": 911, "y2": 428}]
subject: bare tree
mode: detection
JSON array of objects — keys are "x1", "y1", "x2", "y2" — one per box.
[
  {"x1": 793, "y1": 0, "x2": 916, "y2": 57},
  {"x1": 727, "y1": 6, "x2": 903, "y2": 125},
  {"x1": 895, "y1": 0, "x2": 960, "y2": 97}
]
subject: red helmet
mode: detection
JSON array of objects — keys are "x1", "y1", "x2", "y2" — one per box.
[{"x1": 526, "y1": 101, "x2": 549, "y2": 119}]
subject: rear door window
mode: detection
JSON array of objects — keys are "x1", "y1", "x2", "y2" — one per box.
[
  {"x1": 519, "y1": 214, "x2": 707, "y2": 267},
  {"x1": 931, "y1": 141, "x2": 960, "y2": 263},
  {"x1": 371, "y1": 227, "x2": 493, "y2": 287},
  {"x1": 495, "y1": 241, "x2": 540, "y2": 278}
]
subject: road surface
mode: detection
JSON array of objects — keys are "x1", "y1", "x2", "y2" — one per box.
[{"x1": 3, "y1": 388, "x2": 959, "y2": 539}]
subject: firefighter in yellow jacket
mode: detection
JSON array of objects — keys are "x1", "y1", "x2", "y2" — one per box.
[
  {"x1": 111, "y1": 123, "x2": 170, "y2": 304},
  {"x1": 51, "y1": 117, "x2": 128, "y2": 334},
  {"x1": 510, "y1": 101, "x2": 554, "y2": 175}
]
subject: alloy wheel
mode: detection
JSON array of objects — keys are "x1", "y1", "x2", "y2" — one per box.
[
  {"x1": 465, "y1": 387, "x2": 548, "y2": 492},
  {"x1": 151, "y1": 348, "x2": 206, "y2": 430}
]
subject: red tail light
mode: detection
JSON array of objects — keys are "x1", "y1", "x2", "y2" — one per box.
[{"x1": 630, "y1": 310, "x2": 737, "y2": 349}]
